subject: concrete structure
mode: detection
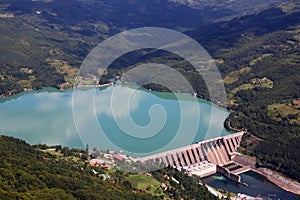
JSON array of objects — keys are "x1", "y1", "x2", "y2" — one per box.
[
  {"x1": 183, "y1": 161, "x2": 217, "y2": 178},
  {"x1": 230, "y1": 165, "x2": 251, "y2": 175},
  {"x1": 215, "y1": 161, "x2": 251, "y2": 185},
  {"x1": 140, "y1": 131, "x2": 244, "y2": 168},
  {"x1": 217, "y1": 165, "x2": 241, "y2": 183}
]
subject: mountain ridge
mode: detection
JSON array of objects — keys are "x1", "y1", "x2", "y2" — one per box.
[{"x1": 0, "y1": 0, "x2": 300, "y2": 184}]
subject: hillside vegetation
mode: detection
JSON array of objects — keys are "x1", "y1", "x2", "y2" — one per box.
[
  {"x1": 0, "y1": 0, "x2": 293, "y2": 96},
  {"x1": 188, "y1": 4, "x2": 300, "y2": 181},
  {"x1": 0, "y1": 135, "x2": 155, "y2": 199},
  {"x1": 0, "y1": 0, "x2": 300, "y2": 185},
  {"x1": 0, "y1": 135, "x2": 218, "y2": 200}
]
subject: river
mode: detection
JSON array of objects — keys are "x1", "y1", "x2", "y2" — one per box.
[{"x1": 203, "y1": 171, "x2": 299, "y2": 199}]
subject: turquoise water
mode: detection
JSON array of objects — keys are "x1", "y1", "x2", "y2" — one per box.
[
  {"x1": 0, "y1": 85, "x2": 230, "y2": 157},
  {"x1": 1, "y1": 85, "x2": 298, "y2": 197},
  {"x1": 203, "y1": 171, "x2": 299, "y2": 199}
]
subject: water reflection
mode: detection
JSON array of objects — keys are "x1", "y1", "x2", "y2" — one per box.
[{"x1": 0, "y1": 86, "x2": 230, "y2": 157}]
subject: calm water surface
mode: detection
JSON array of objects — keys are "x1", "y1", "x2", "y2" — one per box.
[
  {"x1": 1, "y1": 85, "x2": 298, "y2": 197},
  {"x1": 0, "y1": 85, "x2": 230, "y2": 157},
  {"x1": 202, "y1": 171, "x2": 299, "y2": 199}
]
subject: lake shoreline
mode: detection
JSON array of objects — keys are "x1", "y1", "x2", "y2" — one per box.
[{"x1": 1, "y1": 86, "x2": 299, "y2": 196}]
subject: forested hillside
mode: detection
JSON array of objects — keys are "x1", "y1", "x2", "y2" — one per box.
[
  {"x1": 0, "y1": 0, "x2": 300, "y2": 186},
  {"x1": 0, "y1": 135, "x2": 218, "y2": 200},
  {"x1": 107, "y1": 3, "x2": 300, "y2": 182},
  {"x1": 0, "y1": 0, "x2": 293, "y2": 96},
  {"x1": 188, "y1": 3, "x2": 300, "y2": 181},
  {"x1": 0, "y1": 135, "x2": 154, "y2": 199}
]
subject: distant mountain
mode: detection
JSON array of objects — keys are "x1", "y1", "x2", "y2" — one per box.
[
  {"x1": 186, "y1": 3, "x2": 300, "y2": 181},
  {"x1": 186, "y1": 5, "x2": 300, "y2": 54},
  {"x1": 0, "y1": 0, "x2": 297, "y2": 96},
  {"x1": 170, "y1": 0, "x2": 287, "y2": 20},
  {"x1": 0, "y1": 0, "x2": 293, "y2": 30}
]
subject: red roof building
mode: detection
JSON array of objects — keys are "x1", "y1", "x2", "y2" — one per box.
[{"x1": 113, "y1": 154, "x2": 125, "y2": 161}]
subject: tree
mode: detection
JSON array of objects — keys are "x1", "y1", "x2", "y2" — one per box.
[
  {"x1": 62, "y1": 147, "x2": 71, "y2": 157},
  {"x1": 123, "y1": 181, "x2": 133, "y2": 190}
]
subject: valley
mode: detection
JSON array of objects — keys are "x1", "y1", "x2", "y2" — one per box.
[{"x1": 0, "y1": 0, "x2": 300, "y2": 199}]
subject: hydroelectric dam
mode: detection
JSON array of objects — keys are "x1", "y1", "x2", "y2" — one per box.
[{"x1": 139, "y1": 131, "x2": 246, "y2": 180}]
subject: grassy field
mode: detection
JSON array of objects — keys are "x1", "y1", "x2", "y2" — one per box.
[
  {"x1": 268, "y1": 103, "x2": 300, "y2": 125},
  {"x1": 41, "y1": 149, "x2": 63, "y2": 157},
  {"x1": 223, "y1": 67, "x2": 252, "y2": 85},
  {"x1": 223, "y1": 74, "x2": 239, "y2": 85},
  {"x1": 228, "y1": 78, "x2": 273, "y2": 101},
  {"x1": 249, "y1": 54, "x2": 272, "y2": 66},
  {"x1": 126, "y1": 174, "x2": 162, "y2": 195},
  {"x1": 41, "y1": 149, "x2": 83, "y2": 162}
]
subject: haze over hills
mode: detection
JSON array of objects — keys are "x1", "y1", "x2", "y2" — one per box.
[
  {"x1": 1, "y1": 0, "x2": 290, "y2": 30},
  {"x1": 170, "y1": 0, "x2": 287, "y2": 20}
]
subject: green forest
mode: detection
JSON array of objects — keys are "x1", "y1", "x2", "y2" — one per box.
[
  {"x1": 103, "y1": 5, "x2": 300, "y2": 182},
  {"x1": 113, "y1": 5, "x2": 300, "y2": 182},
  {"x1": 0, "y1": 135, "x2": 218, "y2": 200},
  {"x1": 0, "y1": 0, "x2": 300, "y2": 191}
]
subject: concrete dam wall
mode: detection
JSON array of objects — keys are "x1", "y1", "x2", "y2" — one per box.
[{"x1": 139, "y1": 131, "x2": 244, "y2": 167}]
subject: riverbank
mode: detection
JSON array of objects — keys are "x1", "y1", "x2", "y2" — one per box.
[
  {"x1": 234, "y1": 154, "x2": 300, "y2": 196},
  {"x1": 254, "y1": 168, "x2": 300, "y2": 196},
  {"x1": 205, "y1": 184, "x2": 224, "y2": 198}
]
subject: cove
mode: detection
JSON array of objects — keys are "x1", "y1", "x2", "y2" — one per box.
[{"x1": 0, "y1": 85, "x2": 230, "y2": 157}]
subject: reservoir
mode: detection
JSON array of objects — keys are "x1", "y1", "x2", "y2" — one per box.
[
  {"x1": 0, "y1": 85, "x2": 230, "y2": 157},
  {"x1": 0, "y1": 85, "x2": 298, "y2": 198}
]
